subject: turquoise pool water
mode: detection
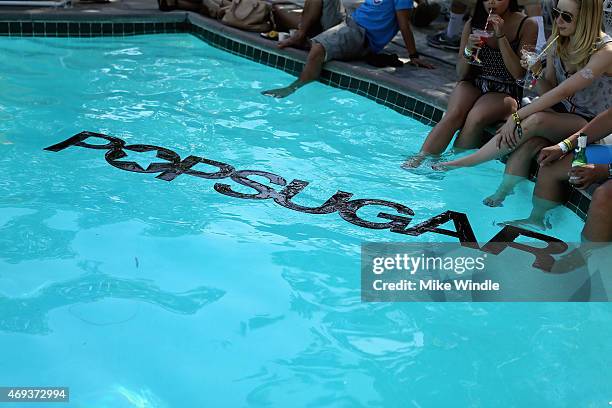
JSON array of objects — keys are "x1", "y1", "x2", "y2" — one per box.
[{"x1": 0, "y1": 34, "x2": 610, "y2": 407}]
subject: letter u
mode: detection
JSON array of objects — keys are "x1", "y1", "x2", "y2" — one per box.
[{"x1": 274, "y1": 180, "x2": 353, "y2": 214}]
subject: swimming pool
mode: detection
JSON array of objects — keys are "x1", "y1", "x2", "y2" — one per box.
[{"x1": 0, "y1": 33, "x2": 610, "y2": 406}]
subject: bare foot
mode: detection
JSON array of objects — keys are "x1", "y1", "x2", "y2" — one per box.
[
  {"x1": 431, "y1": 162, "x2": 454, "y2": 171},
  {"x1": 262, "y1": 85, "x2": 297, "y2": 98},
  {"x1": 498, "y1": 217, "x2": 550, "y2": 231},
  {"x1": 278, "y1": 33, "x2": 307, "y2": 49},
  {"x1": 401, "y1": 153, "x2": 427, "y2": 169},
  {"x1": 483, "y1": 189, "x2": 514, "y2": 207}
]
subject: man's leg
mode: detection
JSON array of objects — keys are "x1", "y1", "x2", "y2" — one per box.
[
  {"x1": 278, "y1": 0, "x2": 324, "y2": 49},
  {"x1": 278, "y1": 0, "x2": 345, "y2": 49},
  {"x1": 271, "y1": 3, "x2": 302, "y2": 32},
  {"x1": 263, "y1": 19, "x2": 367, "y2": 98},
  {"x1": 427, "y1": 0, "x2": 470, "y2": 51},
  {"x1": 262, "y1": 43, "x2": 326, "y2": 98}
]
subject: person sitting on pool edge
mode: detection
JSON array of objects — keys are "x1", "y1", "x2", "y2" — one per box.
[
  {"x1": 273, "y1": 0, "x2": 346, "y2": 50},
  {"x1": 262, "y1": 0, "x2": 435, "y2": 98},
  {"x1": 402, "y1": 0, "x2": 538, "y2": 168},
  {"x1": 506, "y1": 107, "x2": 612, "y2": 239},
  {"x1": 275, "y1": 0, "x2": 441, "y2": 51},
  {"x1": 433, "y1": 0, "x2": 612, "y2": 206}
]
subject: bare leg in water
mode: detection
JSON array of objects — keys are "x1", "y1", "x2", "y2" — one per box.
[
  {"x1": 434, "y1": 111, "x2": 587, "y2": 171},
  {"x1": 277, "y1": 0, "x2": 324, "y2": 49},
  {"x1": 262, "y1": 43, "x2": 326, "y2": 98},
  {"x1": 583, "y1": 180, "x2": 612, "y2": 241},
  {"x1": 483, "y1": 137, "x2": 549, "y2": 207},
  {"x1": 505, "y1": 153, "x2": 572, "y2": 229},
  {"x1": 402, "y1": 81, "x2": 481, "y2": 168}
]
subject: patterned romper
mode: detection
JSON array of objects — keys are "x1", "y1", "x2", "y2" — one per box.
[{"x1": 471, "y1": 16, "x2": 528, "y2": 104}]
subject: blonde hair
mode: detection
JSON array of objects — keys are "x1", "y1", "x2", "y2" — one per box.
[{"x1": 552, "y1": 0, "x2": 605, "y2": 68}]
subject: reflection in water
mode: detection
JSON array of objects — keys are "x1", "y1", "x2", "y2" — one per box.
[{"x1": 0, "y1": 273, "x2": 225, "y2": 335}]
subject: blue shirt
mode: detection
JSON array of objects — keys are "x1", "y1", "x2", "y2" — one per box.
[{"x1": 352, "y1": 0, "x2": 413, "y2": 53}]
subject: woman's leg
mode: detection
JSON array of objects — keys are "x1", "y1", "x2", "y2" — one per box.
[
  {"x1": 583, "y1": 180, "x2": 612, "y2": 242},
  {"x1": 437, "y1": 112, "x2": 587, "y2": 169},
  {"x1": 483, "y1": 137, "x2": 550, "y2": 206},
  {"x1": 453, "y1": 92, "x2": 517, "y2": 150},
  {"x1": 402, "y1": 81, "x2": 481, "y2": 168},
  {"x1": 507, "y1": 154, "x2": 572, "y2": 229}
]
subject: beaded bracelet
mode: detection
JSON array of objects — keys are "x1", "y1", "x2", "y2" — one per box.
[
  {"x1": 515, "y1": 123, "x2": 523, "y2": 140},
  {"x1": 511, "y1": 112, "x2": 521, "y2": 125}
]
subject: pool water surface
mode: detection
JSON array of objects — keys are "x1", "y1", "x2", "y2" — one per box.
[{"x1": 0, "y1": 34, "x2": 609, "y2": 407}]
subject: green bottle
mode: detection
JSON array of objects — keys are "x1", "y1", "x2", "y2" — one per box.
[
  {"x1": 569, "y1": 134, "x2": 588, "y2": 184},
  {"x1": 572, "y1": 134, "x2": 588, "y2": 168}
]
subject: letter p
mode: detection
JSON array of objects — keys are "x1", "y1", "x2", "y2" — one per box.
[{"x1": 44, "y1": 131, "x2": 125, "y2": 152}]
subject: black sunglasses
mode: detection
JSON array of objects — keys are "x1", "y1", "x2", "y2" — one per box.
[{"x1": 552, "y1": 7, "x2": 574, "y2": 24}]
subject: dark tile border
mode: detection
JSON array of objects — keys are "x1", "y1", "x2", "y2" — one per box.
[
  {"x1": 0, "y1": 20, "x2": 182, "y2": 37},
  {"x1": 0, "y1": 16, "x2": 589, "y2": 220},
  {"x1": 189, "y1": 25, "x2": 444, "y2": 127}
]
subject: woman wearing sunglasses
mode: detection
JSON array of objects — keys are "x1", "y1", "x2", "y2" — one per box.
[
  {"x1": 434, "y1": 0, "x2": 611, "y2": 206},
  {"x1": 402, "y1": 0, "x2": 537, "y2": 168}
]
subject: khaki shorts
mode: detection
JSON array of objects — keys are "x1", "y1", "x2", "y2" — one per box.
[{"x1": 311, "y1": 16, "x2": 369, "y2": 62}]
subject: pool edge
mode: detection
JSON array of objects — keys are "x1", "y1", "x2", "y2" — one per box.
[{"x1": 0, "y1": 12, "x2": 590, "y2": 222}]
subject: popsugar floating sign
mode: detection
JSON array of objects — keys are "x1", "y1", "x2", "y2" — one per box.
[{"x1": 45, "y1": 131, "x2": 569, "y2": 271}]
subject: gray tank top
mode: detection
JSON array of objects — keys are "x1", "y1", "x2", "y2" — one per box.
[{"x1": 552, "y1": 34, "x2": 612, "y2": 119}]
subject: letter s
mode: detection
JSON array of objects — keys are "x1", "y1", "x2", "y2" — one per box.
[{"x1": 214, "y1": 170, "x2": 286, "y2": 200}]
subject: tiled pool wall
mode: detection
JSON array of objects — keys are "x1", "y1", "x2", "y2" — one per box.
[
  {"x1": 0, "y1": 16, "x2": 444, "y2": 126},
  {"x1": 0, "y1": 15, "x2": 589, "y2": 221},
  {"x1": 186, "y1": 23, "x2": 444, "y2": 127},
  {"x1": 0, "y1": 19, "x2": 184, "y2": 36}
]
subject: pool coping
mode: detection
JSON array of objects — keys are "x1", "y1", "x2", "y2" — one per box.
[{"x1": 0, "y1": 9, "x2": 591, "y2": 221}]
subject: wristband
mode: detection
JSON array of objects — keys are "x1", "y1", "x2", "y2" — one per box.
[
  {"x1": 463, "y1": 47, "x2": 473, "y2": 59},
  {"x1": 496, "y1": 33, "x2": 506, "y2": 39},
  {"x1": 511, "y1": 112, "x2": 521, "y2": 126},
  {"x1": 557, "y1": 141, "x2": 569, "y2": 154}
]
